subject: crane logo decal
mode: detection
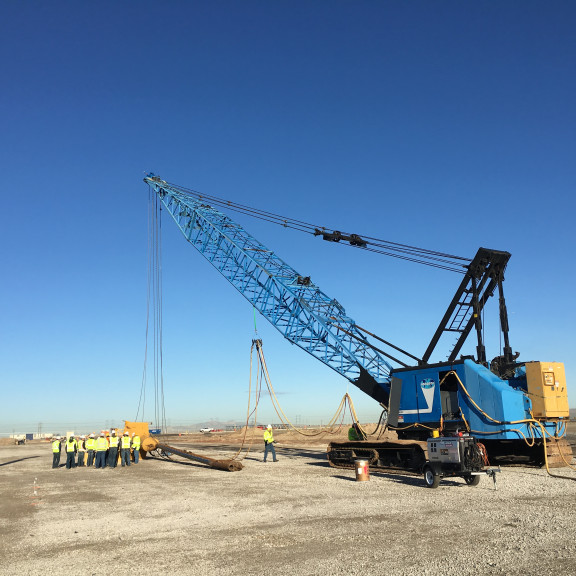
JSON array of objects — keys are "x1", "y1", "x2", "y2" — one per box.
[{"x1": 398, "y1": 378, "x2": 436, "y2": 416}]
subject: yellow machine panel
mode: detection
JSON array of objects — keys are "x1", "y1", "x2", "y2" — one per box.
[
  {"x1": 123, "y1": 421, "x2": 150, "y2": 439},
  {"x1": 525, "y1": 362, "x2": 569, "y2": 418}
]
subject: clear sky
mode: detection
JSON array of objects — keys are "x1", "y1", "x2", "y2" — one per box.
[{"x1": 1, "y1": 1, "x2": 575, "y2": 434}]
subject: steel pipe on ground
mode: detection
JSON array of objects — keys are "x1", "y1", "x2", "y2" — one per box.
[{"x1": 142, "y1": 437, "x2": 243, "y2": 471}]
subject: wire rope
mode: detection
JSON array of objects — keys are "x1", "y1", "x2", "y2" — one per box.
[
  {"x1": 139, "y1": 184, "x2": 168, "y2": 435},
  {"x1": 162, "y1": 179, "x2": 470, "y2": 273},
  {"x1": 135, "y1": 187, "x2": 154, "y2": 421}
]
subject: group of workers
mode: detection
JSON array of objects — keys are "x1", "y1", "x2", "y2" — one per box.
[
  {"x1": 51, "y1": 430, "x2": 141, "y2": 470},
  {"x1": 50, "y1": 424, "x2": 361, "y2": 469}
]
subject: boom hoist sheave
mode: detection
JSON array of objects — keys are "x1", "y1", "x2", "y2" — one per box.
[{"x1": 144, "y1": 174, "x2": 572, "y2": 471}]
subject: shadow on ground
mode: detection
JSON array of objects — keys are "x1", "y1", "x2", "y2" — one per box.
[{"x1": 0, "y1": 456, "x2": 40, "y2": 467}]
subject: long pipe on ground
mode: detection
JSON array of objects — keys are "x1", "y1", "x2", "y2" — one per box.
[{"x1": 142, "y1": 437, "x2": 243, "y2": 471}]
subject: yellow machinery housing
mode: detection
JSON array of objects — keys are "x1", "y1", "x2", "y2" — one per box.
[
  {"x1": 525, "y1": 362, "x2": 569, "y2": 419},
  {"x1": 123, "y1": 421, "x2": 150, "y2": 459}
]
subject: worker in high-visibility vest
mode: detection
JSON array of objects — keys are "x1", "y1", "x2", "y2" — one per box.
[
  {"x1": 85, "y1": 434, "x2": 96, "y2": 467},
  {"x1": 107, "y1": 430, "x2": 120, "y2": 468},
  {"x1": 95, "y1": 432, "x2": 108, "y2": 469},
  {"x1": 348, "y1": 423, "x2": 366, "y2": 442},
  {"x1": 131, "y1": 433, "x2": 141, "y2": 464},
  {"x1": 76, "y1": 435, "x2": 86, "y2": 467},
  {"x1": 120, "y1": 432, "x2": 131, "y2": 467},
  {"x1": 65, "y1": 435, "x2": 77, "y2": 469},
  {"x1": 263, "y1": 425, "x2": 278, "y2": 462},
  {"x1": 51, "y1": 436, "x2": 61, "y2": 469}
]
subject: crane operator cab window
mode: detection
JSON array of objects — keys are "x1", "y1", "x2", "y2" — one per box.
[{"x1": 439, "y1": 371, "x2": 460, "y2": 421}]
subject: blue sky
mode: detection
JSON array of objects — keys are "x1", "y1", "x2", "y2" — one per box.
[{"x1": 1, "y1": 1, "x2": 575, "y2": 434}]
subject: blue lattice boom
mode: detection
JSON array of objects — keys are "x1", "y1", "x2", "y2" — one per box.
[{"x1": 145, "y1": 175, "x2": 392, "y2": 404}]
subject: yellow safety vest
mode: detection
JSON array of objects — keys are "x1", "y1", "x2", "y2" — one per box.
[
  {"x1": 121, "y1": 436, "x2": 131, "y2": 448},
  {"x1": 66, "y1": 439, "x2": 77, "y2": 452},
  {"x1": 263, "y1": 429, "x2": 274, "y2": 444},
  {"x1": 77, "y1": 439, "x2": 85, "y2": 451},
  {"x1": 85, "y1": 438, "x2": 95, "y2": 450},
  {"x1": 109, "y1": 436, "x2": 120, "y2": 448},
  {"x1": 132, "y1": 436, "x2": 141, "y2": 450},
  {"x1": 95, "y1": 437, "x2": 108, "y2": 451},
  {"x1": 52, "y1": 440, "x2": 60, "y2": 453}
]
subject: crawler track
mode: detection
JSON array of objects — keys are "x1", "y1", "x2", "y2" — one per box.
[{"x1": 327, "y1": 440, "x2": 427, "y2": 473}]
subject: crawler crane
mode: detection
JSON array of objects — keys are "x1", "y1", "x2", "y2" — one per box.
[{"x1": 143, "y1": 174, "x2": 571, "y2": 483}]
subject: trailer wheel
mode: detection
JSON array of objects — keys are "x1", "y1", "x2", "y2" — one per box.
[
  {"x1": 464, "y1": 474, "x2": 480, "y2": 486},
  {"x1": 423, "y1": 465, "x2": 440, "y2": 489}
]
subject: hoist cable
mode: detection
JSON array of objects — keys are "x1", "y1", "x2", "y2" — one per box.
[
  {"x1": 158, "y1": 205, "x2": 167, "y2": 434},
  {"x1": 140, "y1": 184, "x2": 167, "y2": 434},
  {"x1": 154, "y1": 196, "x2": 160, "y2": 430},
  {"x1": 135, "y1": 188, "x2": 156, "y2": 421}
]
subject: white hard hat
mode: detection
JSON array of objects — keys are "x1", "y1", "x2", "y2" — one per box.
[
  {"x1": 100, "y1": 432, "x2": 105, "y2": 437},
  {"x1": 131, "y1": 432, "x2": 135, "y2": 436},
  {"x1": 124, "y1": 432, "x2": 129, "y2": 435},
  {"x1": 89, "y1": 434, "x2": 94, "y2": 438},
  {"x1": 81, "y1": 435, "x2": 86, "y2": 438},
  {"x1": 267, "y1": 424, "x2": 272, "y2": 429}
]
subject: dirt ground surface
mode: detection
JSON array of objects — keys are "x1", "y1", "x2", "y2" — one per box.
[{"x1": 1, "y1": 425, "x2": 576, "y2": 576}]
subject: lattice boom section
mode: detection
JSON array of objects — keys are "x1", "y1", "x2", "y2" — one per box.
[{"x1": 152, "y1": 183, "x2": 392, "y2": 385}]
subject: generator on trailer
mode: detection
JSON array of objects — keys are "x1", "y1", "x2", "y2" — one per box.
[
  {"x1": 328, "y1": 434, "x2": 499, "y2": 488},
  {"x1": 143, "y1": 174, "x2": 571, "y2": 484}
]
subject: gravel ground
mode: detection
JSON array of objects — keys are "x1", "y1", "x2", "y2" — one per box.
[{"x1": 1, "y1": 437, "x2": 576, "y2": 576}]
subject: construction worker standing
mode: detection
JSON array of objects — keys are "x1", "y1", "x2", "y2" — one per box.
[
  {"x1": 76, "y1": 435, "x2": 86, "y2": 467},
  {"x1": 108, "y1": 430, "x2": 120, "y2": 468},
  {"x1": 85, "y1": 434, "x2": 96, "y2": 467},
  {"x1": 348, "y1": 423, "x2": 366, "y2": 441},
  {"x1": 120, "y1": 432, "x2": 131, "y2": 467},
  {"x1": 263, "y1": 425, "x2": 278, "y2": 462},
  {"x1": 51, "y1": 436, "x2": 61, "y2": 469},
  {"x1": 131, "y1": 432, "x2": 141, "y2": 464},
  {"x1": 95, "y1": 432, "x2": 108, "y2": 469},
  {"x1": 65, "y1": 435, "x2": 77, "y2": 469}
]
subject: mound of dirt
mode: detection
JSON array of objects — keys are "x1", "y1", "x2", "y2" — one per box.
[{"x1": 164, "y1": 424, "x2": 396, "y2": 448}]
